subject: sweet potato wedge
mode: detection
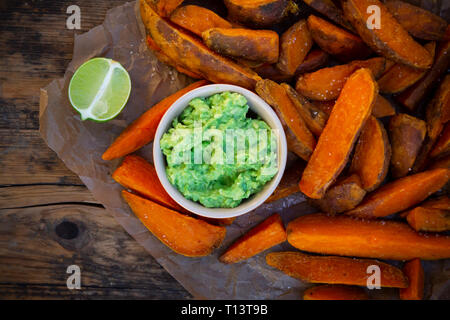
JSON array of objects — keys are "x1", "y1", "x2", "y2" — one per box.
[
  {"x1": 224, "y1": 0, "x2": 299, "y2": 28},
  {"x1": 400, "y1": 259, "x2": 424, "y2": 300},
  {"x1": 295, "y1": 49, "x2": 329, "y2": 74},
  {"x1": 385, "y1": 1, "x2": 448, "y2": 41},
  {"x1": 310, "y1": 174, "x2": 367, "y2": 214},
  {"x1": 302, "y1": 0, "x2": 354, "y2": 31},
  {"x1": 350, "y1": 116, "x2": 391, "y2": 191},
  {"x1": 303, "y1": 285, "x2": 368, "y2": 300},
  {"x1": 389, "y1": 114, "x2": 427, "y2": 178},
  {"x1": 427, "y1": 75, "x2": 450, "y2": 147},
  {"x1": 112, "y1": 155, "x2": 185, "y2": 212},
  {"x1": 277, "y1": 20, "x2": 313, "y2": 75},
  {"x1": 282, "y1": 83, "x2": 328, "y2": 137},
  {"x1": 299, "y1": 68, "x2": 377, "y2": 199},
  {"x1": 287, "y1": 213, "x2": 450, "y2": 260},
  {"x1": 219, "y1": 214, "x2": 286, "y2": 264},
  {"x1": 377, "y1": 42, "x2": 436, "y2": 94},
  {"x1": 345, "y1": 168, "x2": 450, "y2": 218},
  {"x1": 430, "y1": 123, "x2": 450, "y2": 159},
  {"x1": 295, "y1": 57, "x2": 385, "y2": 101},
  {"x1": 146, "y1": 36, "x2": 203, "y2": 79},
  {"x1": 256, "y1": 79, "x2": 316, "y2": 161},
  {"x1": 102, "y1": 80, "x2": 208, "y2": 161},
  {"x1": 122, "y1": 191, "x2": 226, "y2": 257},
  {"x1": 266, "y1": 159, "x2": 304, "y2": 203},
  {"x1": 140, "y1": 0, "x2": 261, "y2": 89},
  {"x1": 169, "y1": 5, "x2": 232, "y2": 37},
  {"x1": 343, "y1": 0, "x2": 433, "y2": 69},
  {"x1": 372, "y1": 95, "x2": 396, "y2": 118},
  {"x1": 395, "y1": 39, "x2": 450, "y2": 111},
  {"x1": 413, "y1": 76, "x2": 450, "y2": 171},
  {"x1": 202, "y1": 28, "x2": 279, "y2": 64},
  {"x1": 432, "y1": 74, "x2": 450, "y2": 125},
  {"x1": 145, "y1": 0, "x2": 184, "y2": 17},
  {"x1": 405, "y1": 206, "x2": 450, "y2": 232},
  {"x1": 253, "y1": 64, "x2": 293, "y2": 82},
  {"x1": 307, "y1": 15, "x2": 371, "y2": 62},
  {"x1": 266, "y1": 251, "x2": 408, "y2": 288}
]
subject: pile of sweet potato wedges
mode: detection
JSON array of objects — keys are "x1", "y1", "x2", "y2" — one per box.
[{"x1": 102, "y1": 0, "x2": 450, "y2": 300}]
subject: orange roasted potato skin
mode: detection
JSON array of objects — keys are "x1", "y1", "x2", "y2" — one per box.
[
  {"x1": 224, "y1": 0, "x2": 299, "y2": 28},
  {"x1": 203, "y1": 28, "x2": 279, "y2": 64},
  {"x1": 277, "y1": 20, "x2": 313, "y2": 75},
  {"x1": 169, "y1": 5, "x2": 232, "y2": 37}
]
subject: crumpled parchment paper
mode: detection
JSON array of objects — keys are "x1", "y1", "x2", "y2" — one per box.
[{"x1": 39, "y1": 1, "x2": 449, "y2": 299}]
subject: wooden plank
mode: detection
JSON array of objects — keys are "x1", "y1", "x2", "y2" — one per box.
[
  {"x1": 0, "y1": 204, "x2": 191, "y2": 299},
  {"x1": 0, "y1": 185, "x2": 99, "y2": 209},
  {"x1": 0, "y1": 129, "x2": 82, "y2": 185}
]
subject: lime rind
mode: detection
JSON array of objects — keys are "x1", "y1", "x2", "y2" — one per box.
[{"x1": 68, "y1": 58, "x2": 131, "y2": 122}]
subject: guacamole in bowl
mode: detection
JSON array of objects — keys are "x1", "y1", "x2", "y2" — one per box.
[{"x1": 160, "y1": 91, "x2": 278, "y2": 208}]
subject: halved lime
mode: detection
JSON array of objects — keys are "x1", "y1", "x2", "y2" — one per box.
[{"x1": 68, "y1": 58, "x2": 131, "y2": 122}]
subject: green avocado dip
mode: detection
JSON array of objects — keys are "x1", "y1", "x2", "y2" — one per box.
[{"x1": 160, "y1": 91, "x2": 278, "y2": 208}]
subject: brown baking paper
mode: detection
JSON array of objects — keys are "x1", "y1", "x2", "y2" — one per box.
[{"x1": 39, "y1": 1, "x2": 449, "y2": 299}]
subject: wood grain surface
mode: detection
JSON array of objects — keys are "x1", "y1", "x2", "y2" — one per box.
[{"x1": 0, "y1": 0, "x2": 190, "y2": 299}]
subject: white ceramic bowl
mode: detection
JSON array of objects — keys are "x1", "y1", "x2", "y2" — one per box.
[{"x1": 153, "y1": 84, "x2": 287, "y2": 219}]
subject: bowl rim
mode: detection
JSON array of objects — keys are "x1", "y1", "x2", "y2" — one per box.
[{"x1": 153, "y1": 84, "x2": 288, "y2": 219}]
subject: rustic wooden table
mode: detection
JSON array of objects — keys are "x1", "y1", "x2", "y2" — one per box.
[{"x1": 0, "y1": 0, "x2": 191, "y2": 299}]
